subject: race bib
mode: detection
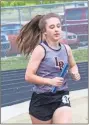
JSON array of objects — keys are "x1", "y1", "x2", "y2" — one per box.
[{"x1": 62, "y1": 95, "x2": 70, "y2": 104}]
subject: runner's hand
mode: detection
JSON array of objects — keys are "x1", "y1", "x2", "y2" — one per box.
[
  {"x1": 71, "y1": 72, "x2": 81, "y2": 81},
  {"x1": 49, "y1": 77, "x2": 64, "y2": 87}
]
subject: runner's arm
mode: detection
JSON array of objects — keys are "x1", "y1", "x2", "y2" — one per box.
[
  {"x1": 65, "y1": 44, "x2": 81, "y2": 81},
  {"x1": 25, "y1": 45, "x2": 51, "y2": 85}
]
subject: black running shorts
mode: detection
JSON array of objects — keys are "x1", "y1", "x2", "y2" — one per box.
[{"x1": 29, "y1": 90, "x2": 71, "y2": 121}]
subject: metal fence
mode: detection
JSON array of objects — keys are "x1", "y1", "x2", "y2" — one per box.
[{"x1": 1, "y1": 1, "x2": 88, "y2": 68}]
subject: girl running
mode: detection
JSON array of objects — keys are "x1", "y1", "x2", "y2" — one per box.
[{"x1": 16, "y1": 13, "x2": 80, "y2": 124}]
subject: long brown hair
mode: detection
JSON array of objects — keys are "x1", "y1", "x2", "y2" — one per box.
[{"x1": 16, "y1": 13, "x2": 61, "y2": 57}]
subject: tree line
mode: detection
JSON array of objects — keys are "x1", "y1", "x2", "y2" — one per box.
[{"x1": 1, "y1": 0, "x2": 77, "y2": 7}]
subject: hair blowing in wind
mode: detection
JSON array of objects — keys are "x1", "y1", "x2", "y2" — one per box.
[{"x1": 16, "y1": 13, "x2": 61, "y2": 57}]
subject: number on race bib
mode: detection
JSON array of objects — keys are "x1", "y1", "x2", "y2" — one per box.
[{"x1": 62, "y1": 95, "x2": 70, "y2": 104}]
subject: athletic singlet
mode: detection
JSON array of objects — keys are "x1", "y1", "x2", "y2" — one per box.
[{"x1": 32, "y1": 41, "x2": 69, "y2": 93}]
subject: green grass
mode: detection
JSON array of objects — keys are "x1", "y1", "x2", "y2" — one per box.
[
  {"x1": 1, "y1": 56, "x2": 29, "y2": 71},
  {"x1": 1, "y1": 48, "x2": 88, "y2": 71},
  {"x1": 72, "y1": 48, "x2": 88, "y2": 63}
]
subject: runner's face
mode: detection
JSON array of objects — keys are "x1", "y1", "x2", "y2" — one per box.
[{"x1": 44, "y1": 17, "x2": 62, "y2": 42}]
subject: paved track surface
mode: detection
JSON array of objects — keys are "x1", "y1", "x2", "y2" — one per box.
[{"x1": 1, "y1": 62, "x2": 88, "y2": 107}]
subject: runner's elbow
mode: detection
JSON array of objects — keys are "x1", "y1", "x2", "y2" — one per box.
[{"x1": 25, "y1": 73, "x2": 32, "y2": 82}]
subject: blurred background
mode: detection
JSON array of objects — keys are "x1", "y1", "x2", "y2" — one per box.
[{"x1": 1, "y1": 0, "x2": 88, "y2": 107}]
